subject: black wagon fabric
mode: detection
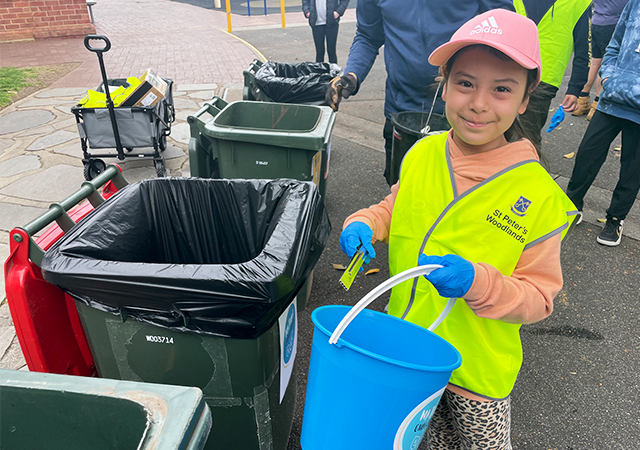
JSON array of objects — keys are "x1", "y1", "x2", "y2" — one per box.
[{"x1": 41, "y1": 178, "x2": 331, "y2": 338}]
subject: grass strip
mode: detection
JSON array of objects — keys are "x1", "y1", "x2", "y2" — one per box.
[{"x1": 0, "y1": 67, "x2": 36, "y2": 108}]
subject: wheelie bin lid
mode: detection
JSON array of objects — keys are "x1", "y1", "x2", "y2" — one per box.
[
  {"x1": 202, "y1": 101, "x2": 336, "y2": 152},
  {"x1": 41, "y1": 178, "x2": 331, "y2": 339}
]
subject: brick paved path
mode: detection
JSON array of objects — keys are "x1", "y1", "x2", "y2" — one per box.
[{"x1": 0, "y1": 0, "x2": 321, "y2": 87}]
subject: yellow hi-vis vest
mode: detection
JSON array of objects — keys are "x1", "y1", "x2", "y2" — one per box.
[
  {"x1": 387, "y1": 132, "x2": 578, "y2": 399},
  {"x1": 514, "y1": 0, "x2": 592, "y2": 88}
]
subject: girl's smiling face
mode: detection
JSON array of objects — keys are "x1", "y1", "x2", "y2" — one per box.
[{"x1": 442, "y1": 46, "x2": 531, "y2": 155}]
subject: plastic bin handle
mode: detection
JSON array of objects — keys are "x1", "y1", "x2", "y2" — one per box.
[
  {"x1": 187, "y1": 96, "x2": 228, "y2": 125},
  {"x1": 84, "y1": 34, "x2": 111, "y2": 53},
  {"x1": 249, "y1": 59, "x2": 263, "y2": 73},
  {"x1": 328, "y1": 265, "x2": 457, "y2": 345}
]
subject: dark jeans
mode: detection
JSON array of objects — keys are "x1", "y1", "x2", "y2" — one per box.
[
  {"x1": 519, "y1": 81, "x2": 559, "y2": 150},
  {"x1": 383, "y1": 118, "x2": 393, "y2": 186},
  {"x1": 566, "y1": 110, "x2": 640, "y2": 220},
  {"x1": 311, "y1": 24, "x2": 339, "y2": 64}
]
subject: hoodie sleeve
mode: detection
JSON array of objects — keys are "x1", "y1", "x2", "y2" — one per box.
[
  {"x1": 566, "y1": 7, "x2": 591, "y2": 97},
  {"x1": 343, "y1": 182, "x2": 398, "y2": 243},
  {"x1": 343, "y1": 0, "x2": 385, "y2": 88},
  {"x1": 335, "y1": 0, "x2": 350, "y2": 17},
  {"x1": 464, "y1": 233, "x2": 563, "y2": 324}
]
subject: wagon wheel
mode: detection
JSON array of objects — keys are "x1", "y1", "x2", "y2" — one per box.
[
  {"x1": 83, "y1": 159, "x2": 107, "y2": 181},
  {"x1": 158, "y1": 131, "x2": 167, "y2": 152},
  {"x1": 154, "y1": 158, "x2": 166, "y2": 178}
]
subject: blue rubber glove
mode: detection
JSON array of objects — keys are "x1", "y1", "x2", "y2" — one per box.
[
  {"x1": 339, "y1": 222, "x2": 376, "y2": 264},
  {"x1": 545, "y1": 106, "x2": 565, "y2": 132},
  {"x1": 418, "y1": 254, "x2": 475, "y2": 299}
]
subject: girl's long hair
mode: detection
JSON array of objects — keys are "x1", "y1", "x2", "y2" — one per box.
[{"x1": 440, "y1": 45, "x2": 543, "y2": 158}]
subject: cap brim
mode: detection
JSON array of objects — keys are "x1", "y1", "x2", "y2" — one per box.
[{"x1": 428, "y1": 40, "x2": 539, "y2": 72}]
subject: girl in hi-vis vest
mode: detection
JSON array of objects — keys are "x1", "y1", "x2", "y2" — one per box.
[{"x1": 339, "y1": 9, "x2": 578, "y2": 449}]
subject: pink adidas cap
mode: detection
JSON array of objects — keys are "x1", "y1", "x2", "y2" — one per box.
[{"x1": 429, "y1": 9, "x2": 541, "y2": 85}]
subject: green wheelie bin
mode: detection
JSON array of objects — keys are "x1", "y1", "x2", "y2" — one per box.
[
  {"x1": 0, "y1": 369, "x2": 211, "y2": 450},
  {"x1": 40, "y1": 178, "x2": 331, "y2": 450},
  {"x1": 187, "y1": 97, "x2": 336, "y2": 199}
]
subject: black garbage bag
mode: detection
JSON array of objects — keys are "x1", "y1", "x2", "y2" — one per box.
[
  {"x1": 255, "y1": 61, "x2": 341, "y2": 104},
  {"x1": 41, "y1": 178, "x2": 331, "y2": 339}
]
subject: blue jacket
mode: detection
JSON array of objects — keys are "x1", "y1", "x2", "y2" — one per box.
[
  {"x1": 598, "y1": 0, "x2": 640, "y2": 125},
  {"x1": 343, "y1": 0, "x2": 515, "y2": 118}
]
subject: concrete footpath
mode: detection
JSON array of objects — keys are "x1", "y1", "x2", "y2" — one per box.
[{"x1": 1, "y1": 1, "x2": 639, "y2": 449}]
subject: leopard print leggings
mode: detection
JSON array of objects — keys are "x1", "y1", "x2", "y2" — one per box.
[{"x1": 423, "y1": 389, "x2": 512, "y2": 450}]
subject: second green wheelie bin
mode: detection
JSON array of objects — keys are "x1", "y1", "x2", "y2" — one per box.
[
  {"x1": 40, "y1": 178, "x2": 331, "y2": 450},
  {"x1": 187, "y1": 97, "x2": 336, "y2": 199}
]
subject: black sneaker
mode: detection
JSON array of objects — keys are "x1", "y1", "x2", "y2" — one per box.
[
  {"x1": 576, "y1": 211, "x2": 583, "y2": 225},
  {"x1": 597, "y1": 218, "x2": 623, "y2": 246}
]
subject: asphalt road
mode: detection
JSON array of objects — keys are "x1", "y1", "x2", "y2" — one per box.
[{"x1": 236, "y1": 22, "x2": 640, "y2": 450}]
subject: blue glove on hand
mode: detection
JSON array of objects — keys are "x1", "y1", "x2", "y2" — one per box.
[
  {"x1": 418, "y1": 254, "x2": 475, "y2": 299},
  {"x1": 545, "y1": 106, "x2": 565, "y2": 132},
  {"x1": 339, "y1": 222, "x2": 376, "y2": 264}
]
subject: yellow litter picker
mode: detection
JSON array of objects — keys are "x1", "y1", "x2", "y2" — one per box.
[{"x1": 339, "y1": 247, "x2": 366, "y2": 291}]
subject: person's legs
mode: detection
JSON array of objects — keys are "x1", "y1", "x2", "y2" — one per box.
[
  {"x1": 518, "y1": 81, "x2": 558, "y2": 150},
  {"x1": 566, "y1": 111, "x2": 622, "y2": 211},
  {"x1": 311, "y1": 25, "x2": 326, "y2": 62},
  {"x1": 425, "y1": 390, "x2": 462, "y2": 449},
  {"x1": 325, "y1": 24, "x2": 339, "y2": 64},
  {"x1": 426, "y1": 389, "x2": 512, "y2": 450},
  {"x1": 383, "y1": 118, "x2": 393, "y2": 186},
  {"x1": 605, "y1": 118, "x2": 640, "y2": 220}
]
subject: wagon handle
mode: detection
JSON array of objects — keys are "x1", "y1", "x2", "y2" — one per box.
[{"x1": 84, "y1": 34, "x2": 111, "y2": 53}]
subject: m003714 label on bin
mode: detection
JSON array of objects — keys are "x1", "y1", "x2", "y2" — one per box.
[{"x1": 145, "y1": 335, "x2": 174, "y2": 344}]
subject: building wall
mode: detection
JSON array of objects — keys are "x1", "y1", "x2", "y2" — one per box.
[{"x1": 0, "y1": 0, "x2": 95, "y2": 42}]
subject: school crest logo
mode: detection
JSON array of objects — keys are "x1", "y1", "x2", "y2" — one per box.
[{"x1": 511, "y1": 196, "x2": 531, "y2": 217}]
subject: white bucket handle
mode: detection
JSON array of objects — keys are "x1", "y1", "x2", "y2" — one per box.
[{"x1": 329, "y1": 265, "x2": 456, "y2": 345}]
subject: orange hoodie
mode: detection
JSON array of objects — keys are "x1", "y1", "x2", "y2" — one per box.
[{"x1": 344, "y1": 132, "x2": 563, "y2": 326}]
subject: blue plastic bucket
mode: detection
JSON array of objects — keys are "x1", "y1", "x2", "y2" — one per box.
[{"x1": 301, "y1": 304, "x2": 461, "y2": 450}]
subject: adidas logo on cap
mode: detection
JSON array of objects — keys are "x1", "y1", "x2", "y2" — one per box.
[{"x1": 470, "y1": 16, "x2": 502, "y2": 36}]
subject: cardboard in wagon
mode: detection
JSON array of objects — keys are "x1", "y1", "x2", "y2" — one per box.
[{"x1": 119, "y1": 69, "x2": 167, "y2": 107}]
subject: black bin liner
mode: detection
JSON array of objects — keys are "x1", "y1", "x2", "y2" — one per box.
[
  {"x1": 255, "y1": 61, "x2": 341, "y2": 103},
  {"x1": 41, "y1": 178, "x2": 331, "y2": 339}
]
